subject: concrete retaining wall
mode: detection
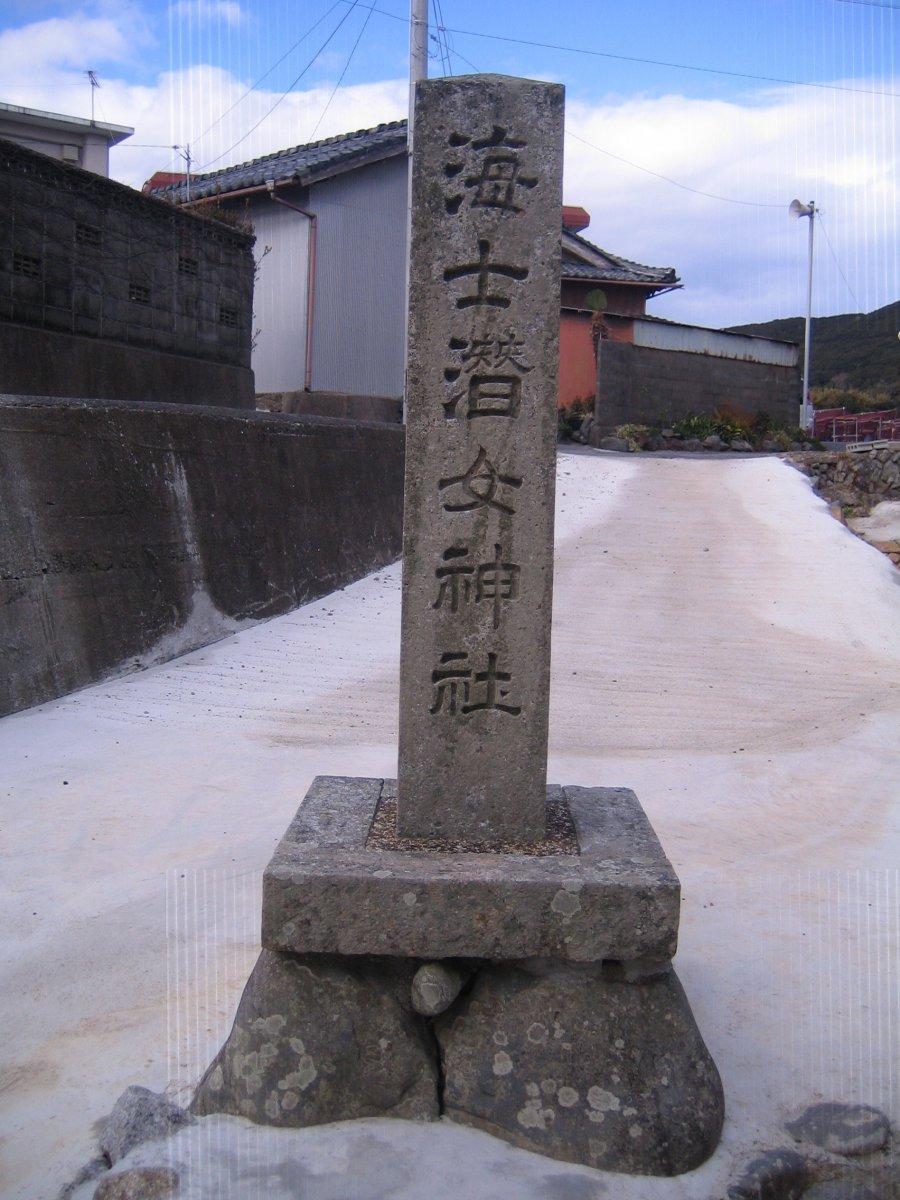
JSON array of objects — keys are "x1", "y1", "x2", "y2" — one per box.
[
  {"x1": 0, "y1": 396, "x2": 404, "y2": 716},
  {"x1": 0, "y1": 321, "x2": 254, "y2": 407},
  {"x1": 593, "y1": 341, "x2": 801, "y2": 435},
  {"x1": 256, "y1": 389, "x2": 402, "y2": 423}
]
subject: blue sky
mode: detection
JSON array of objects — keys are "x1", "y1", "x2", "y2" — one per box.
[{"x1": 0, "y1": 0, "x2": 896, "y2": 327}]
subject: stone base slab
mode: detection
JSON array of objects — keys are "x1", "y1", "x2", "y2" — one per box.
[{"x1": 261, "y1": 776, "x2": 680, "y2": 963}]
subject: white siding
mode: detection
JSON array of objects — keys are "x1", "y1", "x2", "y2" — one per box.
[
  {"x1": 633, "y1": 319, "x2": 799, "y2": 367},
  {"x1": 246, "y1": 196, "x2": 311, "y2": 394},
  {"x1": 309, "y1": 156, "x2": 407, "y2": 397}
]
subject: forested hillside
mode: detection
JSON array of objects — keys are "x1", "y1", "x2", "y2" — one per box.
[{"x1": 728, "y1": 300, "x2": 899, "y2": 401}]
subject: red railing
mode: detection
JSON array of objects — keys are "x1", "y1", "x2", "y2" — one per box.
[{"x1": 812, "y1": 407, "x2": 900, "y2": 443}]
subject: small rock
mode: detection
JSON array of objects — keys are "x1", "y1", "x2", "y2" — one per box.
[
  {"x1": 786, "y1": 1103, "x2": 891, "y2": 1157},
  {"x1": 411, "y1": 961, "x2": 470, "y2": 1016},
  {"x1": 99, "y1": 1087, "x2": 194, "y2": 1166},
  {"x1": 802, "y1": 1181, "x2": 878, "y2": 1200},
  {"x1": 598, "y1": 436, "x2": 630, "y2": 453},
  {"x1": 94, "y1": 1168, "x2": 179, "y2": 1200},
  {"x1": 703, "y1": 434, "x2": 725, "y2": 450},
  {"x1": 728, "y1": 1147, "x2": 809, "y2": 1199},
  {"x1": 647, "y1": 435, "x2": 665, "y2": 452},
  {"x1": 730, "y1": 439, "x2": 753, "y2": 452},
  {"x1": 761, "y1": 439, "x2": 780, "y2": 452},
  {"x1": 661, "y1": 428, "x2": 676, "y2": 438},
  {"x1": 683, "y1": 438, "x2": 703, "y2": 451}
]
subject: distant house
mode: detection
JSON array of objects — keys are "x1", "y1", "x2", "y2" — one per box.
[
  {"x1": 0, "y1": 101, "x2": 133, "y2": 177},
  {"x1": 147, "y1": 121, "x2": 677, "y2": 415},
  {"x1": 560, "y1": 206, "x2": 679, "y2": 408}
]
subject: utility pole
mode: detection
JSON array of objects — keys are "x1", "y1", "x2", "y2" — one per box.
[
  {"x1": 408, "y1": 0, "x2": 428, "y2": 128},
  {"x1": 403, "y1": 0, "x2": 428, "y2": 423},
  {"x1": 790, "y1": 198, "x2": 817, "y2": 431},
  {"x1": 176, "y1": 144, "x2": 193, "y2": 203},
  {"x1": 86, "y1": 70, "x2": 100, "y2": 125}
]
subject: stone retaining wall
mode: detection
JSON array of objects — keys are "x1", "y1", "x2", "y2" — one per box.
[
  {"x1": 0, "y1": 396, "x2": 404, "y2": 716},
  {"x1": 789, "y1": 447, "x2": 900, "y2": 509}
]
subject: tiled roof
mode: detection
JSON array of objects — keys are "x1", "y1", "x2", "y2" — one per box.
[
  {"x1": 562, "y1": 228, "x2": 679, "y2": 287},
  {"x1": 149, "y1": 120, "x2": 408, "y2": 202}
]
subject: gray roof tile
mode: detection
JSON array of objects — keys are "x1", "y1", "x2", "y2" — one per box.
[{"x1": 149, "y1": 120, "x2": 408, "y2": 202}]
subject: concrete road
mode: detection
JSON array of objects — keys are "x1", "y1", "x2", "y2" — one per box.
[{"x1": 2, "y1": 449, "x2": 898, "y2": 1199}]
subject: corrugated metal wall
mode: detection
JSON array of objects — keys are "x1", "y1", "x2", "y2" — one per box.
[
  {"x1": 246, "y1": 195, "x2": 310, "y2": 394},
  {"x1": 309, "y1": 155, "x2": 407, "y2": 398},
  {"x1": 633, "y1": 318, "x2": 798, "y2": 367}
]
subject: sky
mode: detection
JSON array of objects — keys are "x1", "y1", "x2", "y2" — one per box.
[{"x1": 0, "y1": 0, "x2": 896, "y2": 328}]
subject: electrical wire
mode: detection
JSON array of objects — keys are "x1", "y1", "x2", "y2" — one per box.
[
  {"x1": 307, "y1": 1, "x2": 373, "y2": 141},
  {"x1": 818, "y1": 212, "x2": 863, "y2": 309},
  {"x1": 196, "y1": 2, "x2": 364, "y2": 171},
  {"x1": 338, "y1": 0, "x2": 898, "y2": 98},
  {"x1": 449, "y1": 43, "x2": 787, "y2": 210},
  {"x1": 191, "y1": 1, "x2": 344, "y2": 148}
]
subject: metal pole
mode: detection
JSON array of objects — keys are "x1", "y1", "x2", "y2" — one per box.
[
  {"x1": 801, "y1": 201, "x2": 816, "y2": 431},
  {"x1": 403, "y1": 0, "x2": 428, "y2": 423}
]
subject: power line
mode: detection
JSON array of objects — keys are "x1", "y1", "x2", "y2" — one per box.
[
  {"x1": 307, "y1": 1, "x2": 373, "y2": 141},
  {"x1": 193, "y1": 1, "x2": 343, "y2": 148},
  {"x1": 566, "y1": 129, "x2": 785, "y2": 208},
  {"x1": 831, "y1": 0, "x2": 898, "y2": 9},
  {"x1": 196, "y1": 3, "x2": 364, "y2": 171},
  {"x1": 818, "y1": 213, "x2": 862, "y2": 309},
  {"x1": 342, "y1": 0, "x2": 899, "y2": 98},
  {"x1": 449, "y1": 43, "x2": 785, "y2": 209}
]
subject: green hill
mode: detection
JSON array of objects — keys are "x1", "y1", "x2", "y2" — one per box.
[{"x1": 727, "y1": 300, "x2": 899, "y2": 401}]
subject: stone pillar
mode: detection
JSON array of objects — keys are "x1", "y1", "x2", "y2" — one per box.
[{"x1": 397, "y1": 74, "x2": 564, "y2": 843}]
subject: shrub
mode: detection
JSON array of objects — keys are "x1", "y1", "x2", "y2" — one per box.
[
  {"x1": 672, "y1": 413, "x2": 716, "y2": 440},
  {"x1": 557, "y1": 396, "x2": 593, "y2": 442},
  {"x1": 614, "y1": 423, "x2": 650, "y2": 451}
]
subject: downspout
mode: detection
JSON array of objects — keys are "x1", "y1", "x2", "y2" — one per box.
[{"x1": 265, "y1": 179, "x2": 317, "y2": 393}]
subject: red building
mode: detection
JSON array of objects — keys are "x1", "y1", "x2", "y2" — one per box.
[{"x1": 559, "y1": 206, "x2": 680, "y2": 409}]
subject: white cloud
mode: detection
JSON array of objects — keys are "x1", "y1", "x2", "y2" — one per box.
[
  {"x1": 169, "y1": 1, "x2": 245, "y2": 27},
  {"x1": 0, "y1": 4, "x2": 894, "y2": 327}
]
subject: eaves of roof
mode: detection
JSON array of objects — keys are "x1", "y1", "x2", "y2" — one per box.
[
  {"x1": 562, "y1": 227, "x2": 679, "y2": 286},
  {"x1": 149, "y1": 120, "x2": 408, "y2": 203}
]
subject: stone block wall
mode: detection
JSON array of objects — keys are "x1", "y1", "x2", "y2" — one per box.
[
  {"x1": 790, "y1": 447, "x2": 900, "y2": 508},
  {"x1": 0, "y1": 139, "x2": 255, "y2": 405},
  {"x1": 592, "y1": 341, "x2": 801, "y2": 435},
  {"x1": 0, "y1": 397, "x2": 404, "y2": 716}
]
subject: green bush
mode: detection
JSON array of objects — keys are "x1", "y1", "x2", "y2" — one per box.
[{"x1": 613, "y1": 423, "x2": 650, "y2": 450}]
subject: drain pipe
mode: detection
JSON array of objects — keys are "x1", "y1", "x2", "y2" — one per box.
[{"x1": 265, "y1": 179, "x2": 317, "y2": 392}]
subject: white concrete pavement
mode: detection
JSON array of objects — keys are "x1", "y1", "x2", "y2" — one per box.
[{"x1": 1, "y1": 448, "x2": 898, "y2": 1199}]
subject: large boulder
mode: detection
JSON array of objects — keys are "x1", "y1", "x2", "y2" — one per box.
[
  {"x1": 435, "y1": 960, "x2": 724, "y2": 1176},
  {"x1": 192, "y1": 949, "x2": 438, "y2": 1126}
]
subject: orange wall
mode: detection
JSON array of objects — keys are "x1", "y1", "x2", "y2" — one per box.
[{"x1": 558, "y1": 312, "x2": 597, "y2": 409}]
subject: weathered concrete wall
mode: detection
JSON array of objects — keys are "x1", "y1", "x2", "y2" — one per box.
[
  {"x1": 256, "y1": 389, "x2": 401, "y2": 423},
  {"x1": 593, "y1": 341, "x2": 801, "y2": 435},
  {"x1": 0, "y1": 321, "x2": 254, "y2": 407},
  {"x1": 0, "y1": 396, "x2": 404, "y2": 716},
  {"x1": 0, "y1": 138, "x2": 255, "y2": 407}
]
